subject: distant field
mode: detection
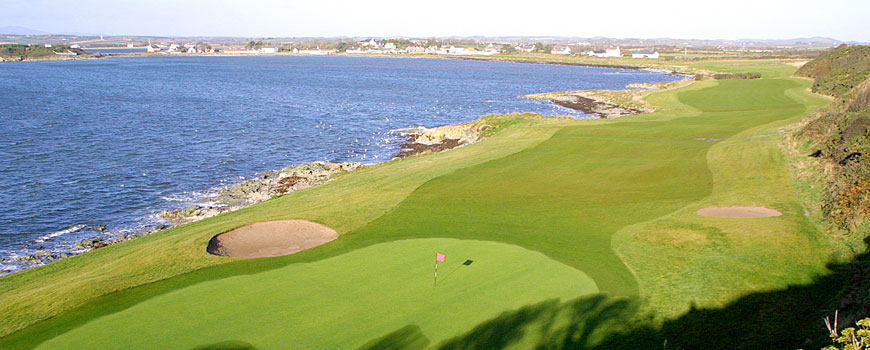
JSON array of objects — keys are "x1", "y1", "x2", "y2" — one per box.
[{"x1": 0, "y1": 59, "x2": 838, "y2": 349}]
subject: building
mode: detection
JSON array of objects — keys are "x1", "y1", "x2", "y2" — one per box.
[
  {"x1": 259, "y1": 47, "x2": 278, "y2": 54},
  {"x1": 187, "y1": 47, "x2": 198, "y2": 54},
  {"x1": 405, "y1": 46, "x2": 426, "y2": 54},
  {"x1": 631, "y1": 49, "x2": 659, "y2": 59},
  {"x1": 587, "y1": 46, "x2": 621, "y2": 58},
  {"x1": 383, "y1": 42, "x2": 397, "y2": 50},
  {"x1": 551, "y1": 46, "x2": 572, "y2": 55},
  {"x1": 358, "y1": 39, "x2": 379, "y2": 47},
  {"x1": 517, "y1": 44, "x2": 536, "y2": 53}
]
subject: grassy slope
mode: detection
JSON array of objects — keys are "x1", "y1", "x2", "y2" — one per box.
[
  {"x1": 613, "y1": 71, "x2": 834, "y2": 319},
  {"x1": 0, "y1": 59, "x2": 838, "y2": 348},
  {"x1": 0, "y1": 114, "x2": 571, "y2": 338},
  {"x1": 36, "y1": 239, "x2": 598, "y2": 349}
]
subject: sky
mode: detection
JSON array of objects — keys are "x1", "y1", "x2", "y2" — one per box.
[{"x1": 1, "y1": 0, "x2": 869, "y2": 41}]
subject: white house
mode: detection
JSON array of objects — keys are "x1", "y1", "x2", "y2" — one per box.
[
  {"x1": 587, "y1": 46, "x2": 621, "y2": 58},
  {"x1": 383, "y1": 42, "x2": 397, "y2": 50},
  {"x1": 551, "y1": 46, "x2": 572, "y2": 55},
  {"x1": 259, "y1": 47, "x2": 278, "y2": 54},
  {"x1": 359, "y1": 39, "x2": 379, "y2": 47},
  {"x1": 187, "y1": 47, "x2": 198, "y2": 54},
  {"x1": 405, "y1": 46, "x2": 426, "y2": 54},
  {"x1": 631, "y1": 49, "x2": 659, "y2": 59},
  {"x1": 517, "y1": 44, "x2": 535, "y2": 53}
]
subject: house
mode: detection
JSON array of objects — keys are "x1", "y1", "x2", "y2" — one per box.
[
  {"x1": 146, "y1": 44, "x2": 161, "y2": 53},
  {"x1": 517, "y1": 44, "x2": 536, "y2": 53},
  {"x1": 70, "y1": 44, "x2": 81, "y2": 49},
  {"x1": 405, "y1": 46, "x2": 426, "y2": 54},
  {"x1": 383, "y1": 42, "x2": 397, "y2": 50},
  {"x1": 587, "y1": 46, "x2": 621, "y2": 58},
  {"x1": 259, "y1": 47, "x2": 278, "y2": 54},
  {"x1": 187, "y1": 47, "x2": 198, "y2": 54},
  {"x1": 358, "y1": 39, "x2": 379, "y2": 47},
  {"x1": 44, "y1": 44, "x2": 52, "y2": 48},
  {"x1": 551, "y1": 46, "x2": 572, "y2": 55},
  {"x1": 631, "y1": 49, "x2": 659, "y2": 59}
]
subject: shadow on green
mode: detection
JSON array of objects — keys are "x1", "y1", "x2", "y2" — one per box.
[
  {"x1": 357, "y1": 325, "x2": 430, "y2": 350},
  {"x1": 190, "y1": 340, "x2": 257, "y2": 350}
]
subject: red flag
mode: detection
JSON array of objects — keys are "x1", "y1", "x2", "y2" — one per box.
[{"x1": 436, "y1": 253, "x2": 446, "y2": 262}]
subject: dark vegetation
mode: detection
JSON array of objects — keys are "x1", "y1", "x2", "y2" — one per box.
[
  {"x1": 0, "y1": 44, "x2": 89, "y2": 61},
  {"x1": 711, "y1": 72, "x2": 762, "y2": 80},
  {"x1": 797, "y1": 45, "x2": 870, "y2": 97},
  {"x1": 796, "y1": 46, "x2": 870, "y2": 232}
]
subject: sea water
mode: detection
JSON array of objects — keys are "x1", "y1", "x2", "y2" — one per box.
[{"x1": 0, "y1": 55, "x2": 680, "y2": 274}]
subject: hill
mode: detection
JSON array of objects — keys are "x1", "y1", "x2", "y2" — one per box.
[
  {"x1": 790, "y1": 46, "x2": 870, "y2": 324},
  {"x1": 795, "y1": 44, "x2": 870, "y2": 97}
]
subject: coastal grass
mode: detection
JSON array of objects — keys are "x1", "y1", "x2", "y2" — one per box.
[{"x1": 0, "y1": 59, "x2": 842, "y2": 348}]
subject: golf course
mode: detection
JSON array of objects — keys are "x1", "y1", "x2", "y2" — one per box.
[{"x1": 0, "y1": 58, "x2": 853, "y2": 349}]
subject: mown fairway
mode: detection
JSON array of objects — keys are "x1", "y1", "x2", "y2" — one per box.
[{"x1": 0, "y1": 61, "x2": 837, "y2": 349}]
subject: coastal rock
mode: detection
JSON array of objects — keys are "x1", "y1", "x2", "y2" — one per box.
[
  {"x1": 160, "y1": 205, "x2": 228, "y2": 225},
  {"x1": 396, "y1": 121, "x2": 491, "y2": 146},
  {"x1": 18, "y1": 251, "x2": 69, "y2": 264},
  {"x1": 74, "y1": 237, "x2": 109, "y2": 250},
  {"x1": 95, "y1": 224, "x2": 107, "y2": 232},
  {"x1": 160, "y1": 161, "x2": 363, "y2": 226},
  {"x1": 393, "y1": 119, "x2": 493, "y2": 158}
]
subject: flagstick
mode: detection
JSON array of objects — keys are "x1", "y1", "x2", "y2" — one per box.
[{"x1": 434, "y1": 255, "x2": 438, "y2": 287}]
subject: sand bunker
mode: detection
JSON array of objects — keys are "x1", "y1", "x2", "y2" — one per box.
[
  {"x1": 696, "y1": 206, "x2": 782, "y2": 218},
  {"x1": 207, "y1": 220, "x2": 338, "y2": 258}
]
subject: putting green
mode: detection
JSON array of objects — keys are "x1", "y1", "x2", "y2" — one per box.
[{"x1": 36, "y1": 238, "x2": 597, "y2": 349}]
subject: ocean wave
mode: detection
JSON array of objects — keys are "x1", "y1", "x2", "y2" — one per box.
[
  {"x1": 160, "y1": 190, "x2": 220, "y2": 203},
  {"x1": 33, "y1": 224, "x2": 88, "y2": 243}
]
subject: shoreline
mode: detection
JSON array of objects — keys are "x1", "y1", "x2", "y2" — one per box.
[
  {"x1": 2, "y1": 119, "x2": 492, "y2": 274},
  {"x1": 0, "y1": 55, "x2": 683, "y2": 276}
]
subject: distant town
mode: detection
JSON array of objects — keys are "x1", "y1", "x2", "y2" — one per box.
[{"x1": 0, "y1": 33, "x2": 850, "y2": 62}]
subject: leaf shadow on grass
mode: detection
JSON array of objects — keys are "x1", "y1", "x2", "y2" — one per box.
[
  {"x1": 436, "y1": 237, "x2": 870, "y2": 350},
  {"x1": 357, "y1": 324, "x2": 430, "y2": 350},
  {"x1": 189, "y1": 339, "x2": 258, "y2": 350},
  {"x1": 437, "y1": 294, "x2": 640, "y2": 350}
]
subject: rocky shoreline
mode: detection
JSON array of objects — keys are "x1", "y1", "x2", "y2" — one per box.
[
  {"x1": 524, "y1": 78, "x2": 692, "y2": 118},
  {"x1": 6, "y1": 123, "x2": 486, "y2": 272}
]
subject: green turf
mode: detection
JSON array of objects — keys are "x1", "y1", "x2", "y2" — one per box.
[
  {"x1": 0, "y1": 60, "x2": 841, "y2": 349},
  {"x1": 33, "y1": 239, "x2": 597, "y2": 349}
]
